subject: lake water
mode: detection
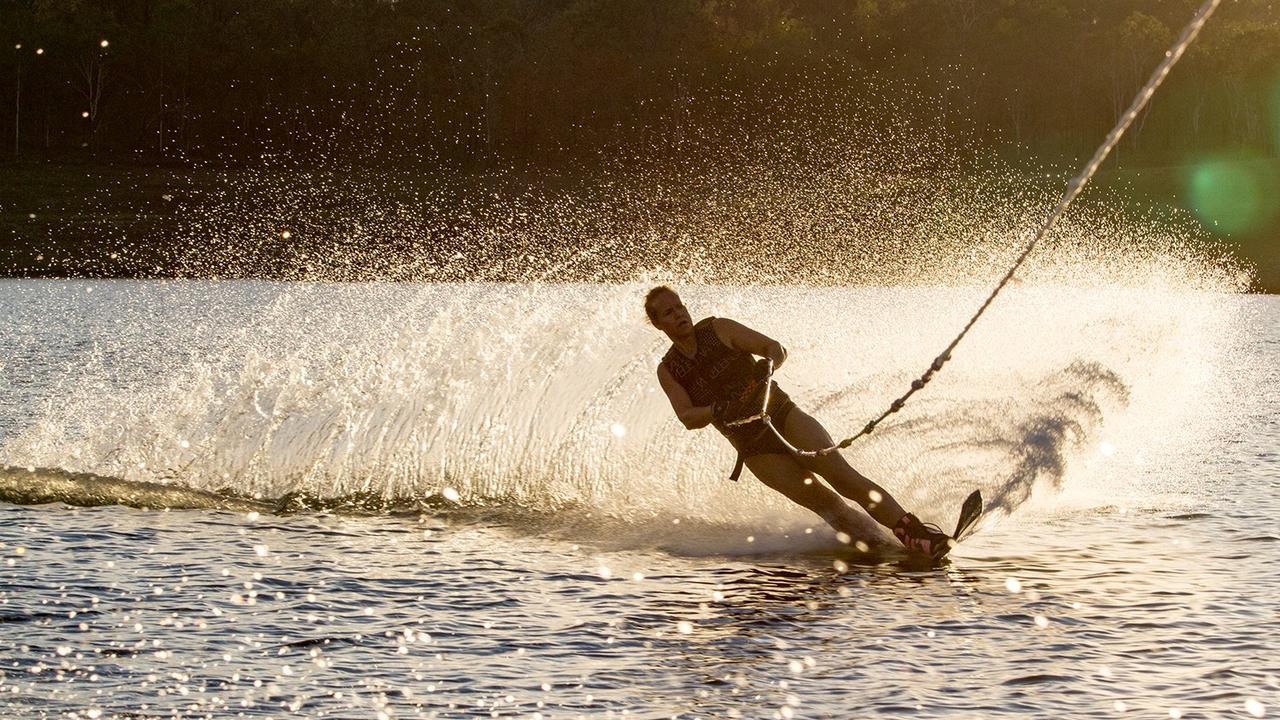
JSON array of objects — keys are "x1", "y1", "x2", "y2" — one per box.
[{"x1": 0, "y1": 279, "x2": 1276, "y2": 718}]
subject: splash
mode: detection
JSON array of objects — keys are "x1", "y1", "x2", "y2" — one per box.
[
  {"x1": 0, "y1": 273, "x2": 1244, "y2": 539},
  {"x1": 0, "y1": 56, "x2": 1254, "y2": 541}
]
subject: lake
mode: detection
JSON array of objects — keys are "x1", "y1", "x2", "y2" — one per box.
[{"x1": 0, "y1": 279, "x2": 1275, "y2": 718}]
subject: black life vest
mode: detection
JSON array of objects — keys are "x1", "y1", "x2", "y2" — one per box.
[{"x1": 661, "y1": 317, "x2": 791, "y2": 448}]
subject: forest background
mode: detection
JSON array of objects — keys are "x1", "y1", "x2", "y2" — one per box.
[{"x1": 2, "y1": 0, "x2": 1278, "y2": 289}]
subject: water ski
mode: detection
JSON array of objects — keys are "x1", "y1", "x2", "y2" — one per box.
[{"x1": 939, "y1": 489, "x2": 984, "y2": 560}]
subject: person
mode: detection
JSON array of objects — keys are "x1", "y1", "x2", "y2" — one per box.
[{"x1": 646, "y1": 285, "x2": 952, "y2": 559}]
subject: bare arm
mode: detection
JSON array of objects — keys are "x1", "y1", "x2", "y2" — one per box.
[
  {"x1": 712, "y1": 318, "x2": 788, "y2": 370},
  {"x1": 658, "y1": 364, "x2": 715, "y2": 430}
]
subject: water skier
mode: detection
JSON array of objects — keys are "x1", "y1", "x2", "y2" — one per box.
[{"x1": 646, "y1": 285, "x2": 952, "y2": 559}]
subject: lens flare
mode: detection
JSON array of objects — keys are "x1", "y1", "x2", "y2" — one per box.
[{"x1": 1187, "y1": 157, "x2": 1279, "y2": 236}]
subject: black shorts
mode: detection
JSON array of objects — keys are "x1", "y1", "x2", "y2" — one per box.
[{"x1": 721, "y1": 397, "x2": 797, "y2": 459}]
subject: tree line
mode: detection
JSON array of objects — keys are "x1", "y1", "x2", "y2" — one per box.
[{"x1": 2, "y1": 0, "x2": 1278, "y2": 170}]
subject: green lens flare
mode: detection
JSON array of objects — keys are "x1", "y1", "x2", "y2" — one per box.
[{"x1": 1187, "y1": 157, "x2": 1278, "y2": 236}]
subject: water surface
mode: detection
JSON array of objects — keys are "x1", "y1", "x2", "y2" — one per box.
[{"x1": 1, "y1": 279, "x2": 1276, "y2": 718}]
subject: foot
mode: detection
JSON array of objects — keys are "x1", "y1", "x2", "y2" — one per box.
[{"x1": 893, "y1": 513, "x2": 954, "y2": 561}]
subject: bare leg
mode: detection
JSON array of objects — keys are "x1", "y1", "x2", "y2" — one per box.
[
  {"x1": 779, "y1": 408, "x2": 908, "y2": 530},
  {"x1": 743, "y1": 453, "x2": 866, "y2": 541}
]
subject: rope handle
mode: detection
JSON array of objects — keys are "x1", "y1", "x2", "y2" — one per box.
[
  {"x1": 721, "y1": 356, "x2": 835, "y2": 459},
  {"x1": 724, "y1": 358, "x2": 774, "y2": 427}
]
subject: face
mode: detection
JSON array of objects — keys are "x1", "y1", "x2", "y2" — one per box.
[{"x1": 648, "y1": 290, "x2": 693, "y2": 336}]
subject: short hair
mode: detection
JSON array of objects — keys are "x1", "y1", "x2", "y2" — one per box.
[{"x1": 644, "y1": 285, "x2": 678, "y2": 324}]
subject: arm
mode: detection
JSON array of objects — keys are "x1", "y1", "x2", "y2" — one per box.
[
  {"x1": 658, "y1": 364, "x2": 715, "y2": 430},
  {"x1": 712, "y1": 318, "x2": 788, "y2": 370}
]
